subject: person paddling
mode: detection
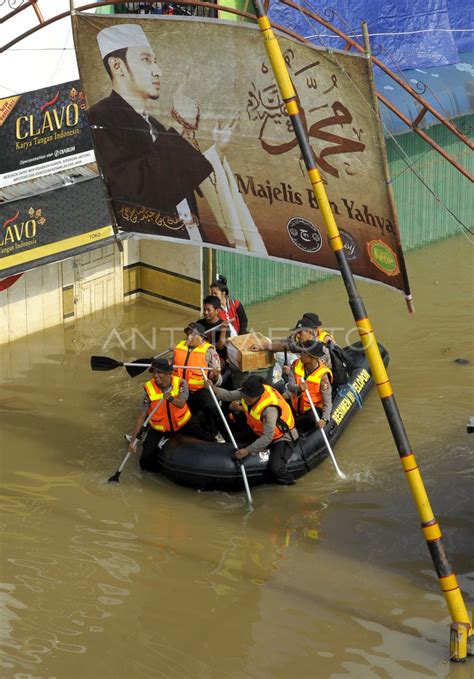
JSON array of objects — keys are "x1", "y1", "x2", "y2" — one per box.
[
  {"x1": 206, "y1": 374, "x2": 298, "y2": 485},
  {"x1": 285, "y1": 341, "x2": 333, "y2": 432},
  {"x1": 127, "y1": 358, "x2": 210, "y2": 472},
  {"x1": 173, "y1": 322, "x2": 225, "y2": 441}
]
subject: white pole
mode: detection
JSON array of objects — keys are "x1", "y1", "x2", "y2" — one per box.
[
  {"x1": 108, "y1": 392, "x2": 168, "y2": 482},
  {"x1": 304, "y1": 386, "x2": 347, "y2": 480},
  {"x1": 200, "y1": 369, "x2": 254, "y2": 506}
]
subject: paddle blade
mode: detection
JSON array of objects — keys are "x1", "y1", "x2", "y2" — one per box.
[
  {"x1": 125, "y1": 358, "x2": 153, "y2": 378},
  {"x1": 107, "y1": 471, "x2": 121, "y2": 483},
  {"x1": 91, "y1": 355, "x2": 122, "y2": 371}
]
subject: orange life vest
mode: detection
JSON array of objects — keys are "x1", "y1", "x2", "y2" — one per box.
[
  {"x1": 291, "y1": 359, "x2": 333, "y2": 414},
  {"x1": 242, "y1": 384, "x2": 295, "y2": 440},
  {"x1": 317, "y1": 329, "x2": 334, "y2": 343},
  {"x1": 144, "y1": 375, "x2": 191, "y2": 432},
  {"x1": 173, "y1": 340, "x2": 212, "y2": 391}
]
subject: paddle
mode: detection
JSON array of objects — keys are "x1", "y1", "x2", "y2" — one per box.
[
  {"x1": 91, "y1": 356, "x2": 150, "y2": 372},
  {"x1": 108, "y1": 390, "x2": 169, "y2": 483},
  {"x1": 91, "y1": 357, "x2": 213, "y2": 372},
  {"x1": 92, "y1": 322, "x2": 230, "y2": 378},
  {"x1": 303, "y1": 386, "x2": 347, "y2": 480},
  {"x1": 124, "y1": 358, "x2": 154, "y2": 378},
  {"x1": 199, "y1": 368, "x2": 253, "y2": 507},
  {"x1": 283, "y1": 349, "x2": 289, "y2": 380},
  {"x1": 124, "y1": 321, "x2": 229, "y2": 378},
  {"x1": 90, "y1": 347, "x2": 172, "y2": 377},
  {"x1": 123, "y1": 346, "x2": 175, "y2": 377}
]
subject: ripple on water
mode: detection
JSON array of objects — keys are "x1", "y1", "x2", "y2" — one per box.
[{"x1": 340, "y1": 615, "x2": 452, "y2": 678}]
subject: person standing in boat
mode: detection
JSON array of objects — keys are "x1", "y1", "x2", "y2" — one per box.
[
  {"x1": 250, "y1": 312, "x2": 334, "y2": 368},
  {"x1": 127, "y1": 358, "x2": 211, "y2": 472},
  {"x1": 287, "y1": 313, "x2": 352, "y2": 387},
  {"x1": 206, "y1": 374, "x2": 298, "y2": 485},
  {"x1": 209, "y1": 274, "x2": 248, "y2": 336},
  {"x1": 284, "y1": 341, "x2": 333, "y2": 432},
  {"x1": 173, "y1": 322, "x2": 225, "y2": 441},
  {"x1": 250, "y1": 311, "x2": 353, "y2": 389}
]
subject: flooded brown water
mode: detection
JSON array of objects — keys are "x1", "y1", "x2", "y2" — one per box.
[{"x1": 0, "y1": 235, "x2": 473, "y2": 679}]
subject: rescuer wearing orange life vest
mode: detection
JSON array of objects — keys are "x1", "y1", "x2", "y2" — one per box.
[
  {"x1": 207, "y1": 374, "x2": 299, "y2": 485},
  {"x1": 285, "y1": 341, "x2": 333, "y2": 433},
  {"x1": 128, "y1": 357, "x2": 211, "y2": 472},
  {"x1": 173, "y1": 321, "x2": 224, "y2": 441}
]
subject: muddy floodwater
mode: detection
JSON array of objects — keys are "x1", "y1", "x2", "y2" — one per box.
[{"x1": 0, "y1": 235, "x2": 472, "y2": 679}]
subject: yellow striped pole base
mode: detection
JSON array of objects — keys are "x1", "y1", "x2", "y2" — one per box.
[{"x1": 450, "y1": 622, "x2": 470, "y2": 662}]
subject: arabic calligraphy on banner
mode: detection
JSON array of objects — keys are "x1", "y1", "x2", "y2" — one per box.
[
  {"x1": 72, "y1": 15, "x2": 409, "y2": 294},
  {"x1": 247, "y1": 50, "x2": 365, "y2": 178}
]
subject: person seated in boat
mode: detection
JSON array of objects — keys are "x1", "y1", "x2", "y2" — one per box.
[
  {"x1": 284, "y1": 341, "x2": 332, "y2": 433},
  {"x1": 206, "y1": 374, "x2": 299, "y2": 485},
  {"x1": 173, "y1": 321, "x2": 225, "y2": 442},
  {"x1": 209, "y1": 274, "x2": 248, "y2": 336},
  {"x1": 127, "y1": 358, "x2": 212, "y2": 472},
  {"x1": 197, "y1": 294, "x2": 234, "y2": 386},
  {"x1": 197, "y1": 295, "x2": 229, "y2": 355}
]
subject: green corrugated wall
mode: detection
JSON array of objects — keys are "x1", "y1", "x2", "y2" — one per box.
[{"x1": 216, "y1": 114, "x2": 473, "y2": 305}]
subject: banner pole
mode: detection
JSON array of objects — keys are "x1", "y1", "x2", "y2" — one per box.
[{"x1": 249, "y1": 0, "x2": 472, "y2": 658}]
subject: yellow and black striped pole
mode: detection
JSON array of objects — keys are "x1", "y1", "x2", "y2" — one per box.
[{"x1": 250, "y1": 0, "x2": 472, "y2": 659}]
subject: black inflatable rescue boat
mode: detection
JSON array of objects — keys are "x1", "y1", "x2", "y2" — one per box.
[{"x1": 153, "y1": 341, "x2": 389, "y2": 491}]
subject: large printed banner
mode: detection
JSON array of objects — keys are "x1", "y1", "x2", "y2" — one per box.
[
  {"x1": 73, "y1": 15, "x2": 410, "y2": 294},
  {"x1": 0, "y1": 179, "x2": 114, "y2": 278},
  {"x1": 0, "y1": 80, "x2": 95, "y2": 188}
]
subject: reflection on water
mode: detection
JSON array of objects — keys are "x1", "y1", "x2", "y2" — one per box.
[
  {"x1": 0, "y1": 515, "x2": 142, "y2": 673},
  {"x1": 0, "y1": 236, "x2": 472, "y2": 678}
]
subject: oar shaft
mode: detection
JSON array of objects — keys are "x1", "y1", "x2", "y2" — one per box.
[
  {"x1": 204, "y1": 322, "x2": 228, "y2": 333},
  {"x1": 199, "y1": 368, "x2": 253, "y2": 506},
  {"x1": 108, "y1": 393, "x2": 168, "y2": 483},
  {"x1": 123, "y1": 363, "x2": 152, "y2": 368},
  {"x1": 124, "y1": 363, "x2": 213, "y2": 370},
  {"x1": 119, "y1": 362, "x2": 212, "y2": 370},
  {"x1": 173, "y1": 365, "x2": 212, "y2": 370},
  {"x1": 304, "y1": 387, "x2": 346, "y2": 479},
  {"x1": 140, "y1": 393, "x2": 168, "y2": 432},
  {"x1": 117, "y1": 451, "x2": 132, "y2": 474},
  {"x1": 239, "y1": 458, "x2": 253, "y2": 508}
]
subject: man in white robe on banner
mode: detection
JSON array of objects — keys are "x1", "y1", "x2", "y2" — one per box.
[{"x1": 89, "y1": 23, "x2": 267, "y2": 254}]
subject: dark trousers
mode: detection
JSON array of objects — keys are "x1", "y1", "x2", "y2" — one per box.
[
  {"x1": 188, "y1": 388, "x2": 226, "y2": 439},
  {"x1": 232, "y1": 424, "x2": 295, "y2": 485},
  {"x1": 139, "y1": 416, "x2": 211, "y2": 472},
  {"x1": 268, "y1": 439, "x2": 296, "y2": 485},
  {"x1": 294, "y1": 408, "x2": 322, "y2": 433}
]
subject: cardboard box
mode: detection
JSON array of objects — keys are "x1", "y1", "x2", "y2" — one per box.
[{"x1": 226, "y1": 332, "x2": 274, "y2": 372}]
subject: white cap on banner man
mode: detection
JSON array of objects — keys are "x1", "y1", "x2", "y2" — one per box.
[{"x1": 97, "y1": 23, "x2": 152, "y2": 60}]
